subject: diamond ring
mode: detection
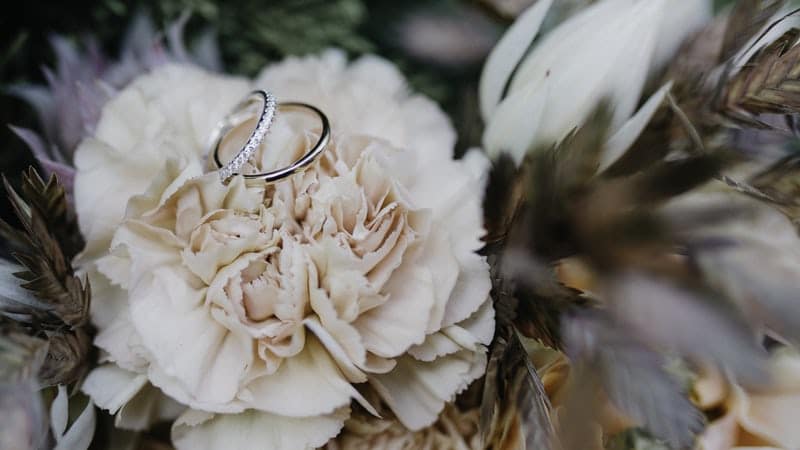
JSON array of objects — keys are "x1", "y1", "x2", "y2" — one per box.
[
  {"x1": 210, "y1": 100, "x2": 330, "y2": 185},
  {"x1": 207, "y1": 90, "x2": 277, "y2": 182}
]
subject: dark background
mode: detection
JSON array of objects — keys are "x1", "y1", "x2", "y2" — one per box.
[{"x1": 0, "y1": 0, "x2": 737, "y2": 229}]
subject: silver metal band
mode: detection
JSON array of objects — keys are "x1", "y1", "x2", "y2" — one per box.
[
  {"x1": 212, "y1": 102, "x2": 330, "y2": 185},
  {"x1": 208, "y1": 90, "x2": 277, "y2": 182}
]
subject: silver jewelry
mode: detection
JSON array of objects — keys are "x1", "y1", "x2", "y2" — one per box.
[
  {"x1": 208, "y1": 90, "x2": 277, "y2": 182},
  {"x1": 212, "y1": 102, "x2": 330, "y2": 185}
]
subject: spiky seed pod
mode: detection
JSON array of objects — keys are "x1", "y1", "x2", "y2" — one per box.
[
  {"x1": 37, "y1": 328, "x2": 91, "y2": 387},
  {"x1": 0, "y1": 169, "x2": 90, "y2": 329},
  {"x1": 721, "y1": 29, "x2": 800, "y2": 126}
]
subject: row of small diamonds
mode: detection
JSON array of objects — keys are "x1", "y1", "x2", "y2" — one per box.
[{"x1": 219, "y1": 91, "x2": 277, "y2": 181}]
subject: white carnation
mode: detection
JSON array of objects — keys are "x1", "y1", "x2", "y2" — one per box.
[{"x1": 75, "y1": 50, "x2": 493, "y2": 450}]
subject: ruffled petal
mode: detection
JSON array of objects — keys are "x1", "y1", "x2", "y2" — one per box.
[
  {"x1": 355, "y1": 263, "x2": 436, "y2": 358},
  {"x1": 128, "y1": 267, "x2": 253, "y2": 409},
  {"x1": 370, "y1": 348, "x2": 487, "y2": 431},
  {"x1": 245, "y1": 337, "x2": 357, "y2": 417},
  {"x1": 81, "y1": 365, "x2": 148, "y2": 416},
  {"x1": 172, "y1": 407, "x2": 349, "y2": 450}
]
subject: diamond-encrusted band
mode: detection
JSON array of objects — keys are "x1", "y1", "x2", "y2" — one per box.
[
  {"x1": 212, "y1": 102, "x2": 330, "y2": 185},
  {"x1": 208, "y1": 90, "x2": 277, "y2": 182}
]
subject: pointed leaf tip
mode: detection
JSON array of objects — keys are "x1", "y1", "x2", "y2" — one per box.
[{"x1": 479, "y1": 0, "x2": 553, "y2": 121}]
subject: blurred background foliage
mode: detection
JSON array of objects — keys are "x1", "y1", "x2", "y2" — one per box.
[{"x1": 0, "y1": 0, "x2": 741, "y2": 225}]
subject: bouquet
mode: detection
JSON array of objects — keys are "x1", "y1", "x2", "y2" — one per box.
[{"x1": 2, "y1": 1, "x2": 800, "y2": 449}]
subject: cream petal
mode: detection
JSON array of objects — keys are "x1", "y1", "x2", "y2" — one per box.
[
  {"x1": 245, "y1": 337, "x2": 356, "y2": 417},
  {"x1": 129, "y1": 268, "x2": 252, "y2": 408},
  {"x1": 254, "y1": 50, "x2": 455, "y2": 165},
  {"x1": 73, "y1": 137, "x2": 155, "y2": 262},
  {"x1": 355, "y1": 263, "x2": 436, "y2": 358},
  {"x1": 651, "y1": 0, "x2": 712, "y2": 70},
  {"x1": 407, "y1": 333, "x2": 462, "y2": 363},
  {"x1": 416, "y1": 228, "x2": 460, "y2": 333},
  {"x1": 370, "y1": 349, "x2": 487, "y2": 431},
  {"x1": 95, "y1": 252, "x2": 131, "y2": 290},
  {"x1": 697, "y1": 411, "x2": 738, "y2": 450},
  {"x1": 52, "y1": 386, "x2": 96, "y2": 450},
  {"x1": 81, "y1": 365, "x2": 148, "y2": 416},
  {"x1": 478, "y1": 0, "x2": 553, "y2": 120},
  {"x1": 441, "y1": 251, "x2": 492, "y2": 329},
  {"x1": 735, "y1": 352, "x2": 800, "y2": 449},
  {"x1": 304, "y1": 316, "x2": 367, "y2": 383},
  {"x1": 111, "y1": 220, "x2": 185, "y2": 290},
  {"x1": 482, "y1": 75, "x2": 549, "y2": 163},
  {"x1": 600, "y1": 82, "x2": 672, "y2": 172},
  {"x1": 409, "y1": 296, "x2": 495, "y2": 362},
  {"x1": 50, "y1": 385, "x2": 69, "y2": 438},
  {"x1": 415, "y1": 158, "x2": 487, "y2": 258},
  {"x1": 83, "y1": 268, "x2": 129, "y2": 330},
  {"x1": 125, "y1": 157, "x2": 204, "y2": 220},
  {"x1": 116, "y1": 384, "x2": 184, "y2": 431},
  {"x1": 457, "y1": 299, "x2": 495, "y2": 347},
  {"x1": 94, "y1": 308, "x2": 148, "y2": 371},
  {"x1": 172, "y1": 407, "x2": 350, "y2": 450},
  {"x1": 489, "y1": 0, "x2": 668, "y2": 162}
]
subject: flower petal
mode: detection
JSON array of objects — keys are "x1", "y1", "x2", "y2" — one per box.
[
  {"x1": 479, "y1": 0, "x2": 553, "y2": 120},
  {"x1": 483, "y1": 74, "x2": 549, "y2": 162},
  {"x1": 245, "y1": 337, "x2": 356, "y2": 417},
  {"x1": 81, "y1": 365, "x2": 147, "y2": 415},
  {"x1": 172, "y1": 407, "x2": 349, "y2": 450},
  {"x1": 128, "y1": 267, "x2": 253, "y2": 409},
  {"x1": 370, "y1": 348, "x2": 487, "y2": 431},
  {"x1": 53, "y1": 394, "x2": 96, "y2": 450},
  {"x1": 355, "y1": 263, "x2": 436, "y2": 358},
  {"x1": 600, "y1": 82, "x2": 672, "y2": 171}
]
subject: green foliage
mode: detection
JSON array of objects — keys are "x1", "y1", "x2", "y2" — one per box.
[{"x1": 98, "y1": 0, "x2": 373, "y2": 75}]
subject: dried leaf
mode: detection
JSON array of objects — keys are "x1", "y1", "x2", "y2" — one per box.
[
  {"x1": 748, "y1": 153, "x2": 800, "y2": 225},
  {"x1": 563, "y1": 312, "x2": 705, "y2": 449},
  {"x1": 38, "y1": 329, "x2": 91, "y2": 387},
  {"x1": 481, "y1": 327, "x2": 556, "y2": 450},
  {"x1": 607, "y1": 273, "x2": 768, "y2": 385},
  {"x1": 690, "y1": 229, "x2": 800, "y2": 347},
  {"x1": 720, "y1": 0, "x2": 787, "y2": 63},
  {"x1": 483, "y1": 154, "x2": 524, "y2": 247},
  {"x1": 0, "y1": 330, "x2": 48, "y2": 382},
  {"x1": 16, "y1": 168, "x2": 83, "y2": 259},
  {"x1": 500, "y1": 249, "x2": 584, "y2": 348},
  {"x1": 482, "y1": 256, "x2": 557, "y2": 450},
  {"x1": 1, "y1": 169, "x2": 90, "y2": 328},
  {"x1": 721, "y1": 28, "x2": 800, "y2": 125}
]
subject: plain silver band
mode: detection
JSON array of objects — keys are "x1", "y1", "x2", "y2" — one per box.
[
  {"x1": 208, "y1": 90, "x2": 277, "y2": 182},
  {"x1": 213, "y1": 102, "x2": 331, "y2": 184}
]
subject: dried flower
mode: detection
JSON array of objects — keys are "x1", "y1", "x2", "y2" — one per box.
[
  {"x1": 696, "y1": 349, "x2": 800, "y2": 450},
  {"x1": 326, "y1": 403, "x2": 482, "y2": 450},
  {"x1": 8, "y1": 13, "x2": 222, "y2": 190}
]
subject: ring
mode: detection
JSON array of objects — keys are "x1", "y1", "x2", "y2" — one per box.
[
  {"x1": 212, "y1": 102, "x2": 331, "y2": 184},
  {"x1": 208, "y1": 90, "x2": 277, "y2": 182}
]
